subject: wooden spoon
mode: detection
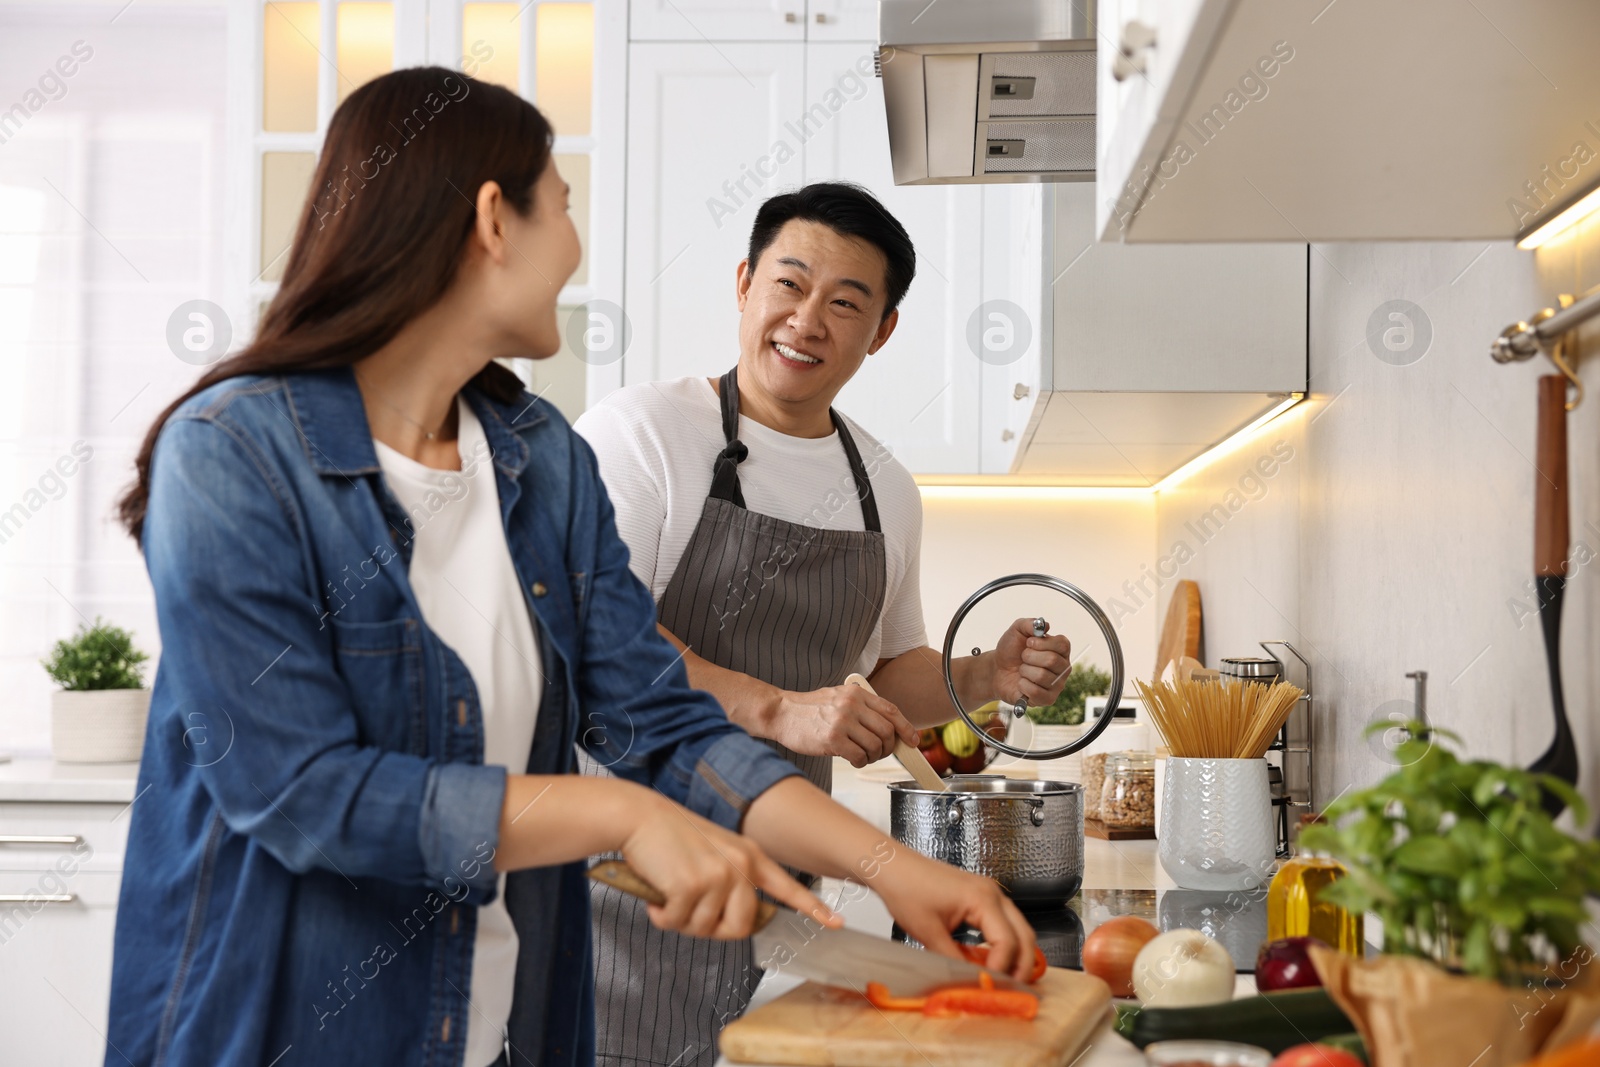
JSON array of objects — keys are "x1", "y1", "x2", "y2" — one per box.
[{"x1": 843, "y1": 673, "x2": 945, "y2": 790}]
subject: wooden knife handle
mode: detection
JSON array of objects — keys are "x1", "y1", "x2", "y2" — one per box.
[
  {"x1": 1536, "y1": 374, "x2": 1570, "y2": 578},
  {"x1": 588, "y1": 860, "x2": 779, "y2": 930}
]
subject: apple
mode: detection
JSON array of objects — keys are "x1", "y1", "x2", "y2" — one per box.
[
  {"x1": 921, "y1": 739, "x2": 954, "y2": 776},
  {"x1": 1255, "y1": 936, "x2": 1328, "y2": 992},
  {"x1": 952, "y1": 750, "x2": 988, "y2": 775},
  {"x1": 1270, "y1": 1044, "x2": 1363, "y2": 1067}
]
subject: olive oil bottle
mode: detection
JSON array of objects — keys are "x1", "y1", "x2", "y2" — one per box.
[{"x1": 1266, "y1": 856, "x2": 1364, "y2": 954}]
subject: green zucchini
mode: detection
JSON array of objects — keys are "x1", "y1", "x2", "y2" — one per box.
[
  {"x1": 1318, "y1": 1032, "x2": 1369, "y2": 1064},
  {"x1": 1114, "y1": 988, "x2": 1354, "y2": 1054}
]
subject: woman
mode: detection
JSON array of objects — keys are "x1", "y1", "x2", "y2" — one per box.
[{"x1": 105, "y1": 67, "x2": 1037, "y2": 1067}]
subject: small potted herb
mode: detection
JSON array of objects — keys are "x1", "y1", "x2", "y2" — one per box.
[
  {"x1": 1026, "y1": 662, "x2": 1112, "y2": 726},
  {"x1": 42, "y1": 618, "x2": 151, "y2": 763},
  {"x1": 1300, "y1": 720, "x2": 1600, "y2": 981}
]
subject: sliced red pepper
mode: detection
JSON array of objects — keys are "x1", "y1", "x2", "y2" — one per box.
[
  {"x1": 864, "y1": 981, "x2": 927, "y2": 1012},
  {"x1": 922, "y1": 986, "x2": 1040, "y2": 1020},
  {"x1": 959, "y1": 943, "x2": 1049, "y2": 983}
]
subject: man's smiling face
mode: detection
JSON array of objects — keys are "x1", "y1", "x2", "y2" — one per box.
[{"x1": 734, "y1": 219, "x2": 899, "y2": 415}]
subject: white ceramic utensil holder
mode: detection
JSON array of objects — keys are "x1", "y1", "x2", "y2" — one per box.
[
  {"x1": 1158, "y1": 756, "x2": 1275, "y2": 890},
  {"x1": 50, "y1": 688, "x2": 149, "y2": 763}
]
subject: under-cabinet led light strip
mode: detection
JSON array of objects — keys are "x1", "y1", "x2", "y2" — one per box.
[{"x1": 915, "y1": 393, "x2": 1306, "y2": 498}]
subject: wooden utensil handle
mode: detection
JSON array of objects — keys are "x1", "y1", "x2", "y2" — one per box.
[
  {"x1": 1536, "y1": 374, "x2": 1570, "y2": 577},
  {"x1": 844, "y1": 673, "x2": 947, "y2": 791},
  {"x1": 588, "y1": 860, "x2": 779, "y2": 930}
]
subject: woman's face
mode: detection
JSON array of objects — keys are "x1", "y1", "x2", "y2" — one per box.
[{"x1": 486, "y1": 158, "x2": 581, "y2": 359}]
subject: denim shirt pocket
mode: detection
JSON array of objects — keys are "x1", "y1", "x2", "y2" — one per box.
[{"x1": 327, "y1": 616, "x2": 427, "y2": 754}]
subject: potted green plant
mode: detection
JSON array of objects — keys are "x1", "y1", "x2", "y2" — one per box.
[
  {"x1": 1296, "y1": 722, "x2": 1600, "y2": 1066},
  {"x1": 1026, "y1": 662, "x2": 1113, "y2": 727},
  {"x1": 42, "y1": 618, "x2": 151, "y2": 763},
  {"x1": 1300, "y1": 720, "x2": 1600, "y2": 980}
]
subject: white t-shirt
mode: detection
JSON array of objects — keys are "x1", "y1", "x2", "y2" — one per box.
[
  {"x1": 574, "y1": 376, "x2": 928, "y2": 674},
  {"x1": 374, "y1": 398, "x2": 542, "y2": 1067}
]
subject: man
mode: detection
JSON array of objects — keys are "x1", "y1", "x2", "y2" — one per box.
[{"x1": 573, "y1": 182, "x2": 1073, "y2": 1067}]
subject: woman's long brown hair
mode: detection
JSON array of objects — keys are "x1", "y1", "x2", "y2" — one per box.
[{"x1": 117, "y1": 66, "x2": 553, "y2": 544}]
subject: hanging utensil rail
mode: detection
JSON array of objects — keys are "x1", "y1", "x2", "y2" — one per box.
[{"x1": 1492, "y1": 286, "x2": 1595, "y2": 409}]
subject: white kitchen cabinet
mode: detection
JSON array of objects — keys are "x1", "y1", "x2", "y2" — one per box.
[
  {"x1": 629, "y1": 0, "x2": 806, "y2": 41},
  {"x1": 622, "y1": 40, "x2": 1047, "y2": 474},
  {"x1": 802, "y1": 45, "x2": 987, "y2": 474},
  {"x1": 621, "y1": 42, "x2": 807, "y2": 387},
  {"x1": 1003, "y1": 180, "x2": 1305, "y2": 484},
  {"x1": 803, "y1": 0, "x2": 878, "y2": 41},
  {"x1": 0, "y1": 793, "x2": 132, "y2": 1067},
  {"x1": 630, "y1": 0, "x2": 874, "y2": 42},
  {"x1": 1096, "y1": 0, "x2": 1600, "y2": 242}
]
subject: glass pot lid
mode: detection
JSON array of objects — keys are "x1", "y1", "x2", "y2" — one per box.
[{"x1": 940, "y1": 572, "x2": 1125, "y2": 761}]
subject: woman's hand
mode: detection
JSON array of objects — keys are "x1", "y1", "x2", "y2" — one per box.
[
  {"x1": 873, "y1": 850, "x2": 1040, "y2": 982},
  {"x1": 767, "y1": 685, "x2": 919, "y2": 768},
  {"x1": 620, "y1": 791, "x2": 841, "y2": 939},
  {"x1": 991, "y1": 618, "x2": 1072, "y2": 708}
]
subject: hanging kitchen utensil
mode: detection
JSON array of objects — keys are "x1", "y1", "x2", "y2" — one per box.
[
  {"x1": 843, "y1": 672, "x2": 945, "y2": 791},
  {"x1": 1530, "y1": 372, "x2": 1579, "y2": 814}
]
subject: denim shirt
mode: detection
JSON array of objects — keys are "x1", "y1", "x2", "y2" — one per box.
[{"x1": 106, "y1": 368, "x2": 801, "y2": 1067}]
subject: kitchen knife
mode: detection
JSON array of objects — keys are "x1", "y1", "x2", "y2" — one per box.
[
  {"x1": 587, "y1": 860, "x2": 1019, "y2": 997},
  {"x1": 843, "y1": 672, "x2": 946, "y2": 791}
]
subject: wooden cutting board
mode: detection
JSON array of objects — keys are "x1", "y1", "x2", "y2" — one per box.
[
  {"x1": 719, "y1": 967, "x2": 1113, "y2": 1067},
  {"x1": 1153, "y1": 580, "x2": 1202, "y2": 681}
]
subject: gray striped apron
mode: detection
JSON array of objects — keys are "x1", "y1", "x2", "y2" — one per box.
[{"x1": 584, "y1": 367, "x2": 888, "y2": 1067}]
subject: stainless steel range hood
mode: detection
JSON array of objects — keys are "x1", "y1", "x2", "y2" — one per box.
[{"x1": 878, "y1": 0, "x2": 1095, "y2": 186}]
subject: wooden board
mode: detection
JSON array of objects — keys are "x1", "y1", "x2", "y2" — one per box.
[
  {"x1": 1153, "y1": 580, "x2": 1202, "y2": 681},
  {"x1": 720, "y1": 967, "x2": 1113, "y2": 1067},
  {"x1": 1084, "y1": 817, "x2": 1155, "y2": 841}
]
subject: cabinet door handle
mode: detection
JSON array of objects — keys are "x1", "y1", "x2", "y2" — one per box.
[
  {"x1": 1112, "y1": 20, "x2": 1158, "y2": 82},
  {"x1": 0, "y1": 894, "x2": 76, "y2": 904},
  {"x1": 815, "y1": 12, "x2": 827, "y2": 22},
  {"x1": 784, "y1": 10, "x2": 797, "y2": 22},
  {"x1": 0, "y1": 835, "x2": 83, "y2": 846}
]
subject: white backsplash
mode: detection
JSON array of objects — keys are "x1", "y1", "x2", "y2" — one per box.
[{"x1": 1156, "y1": 229, "x2": 1600, "y2": 825}]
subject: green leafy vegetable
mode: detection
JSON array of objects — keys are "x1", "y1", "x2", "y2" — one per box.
[
  {"x1": 41, "y1": 618, "x2": 148, "y2": 691},
  {"x1": 1299, "y1": 720, "x2": 1600, "y2": 983},
  {"x1": 1025, "y1": 662, "x2": 1112, "y2": 725}
]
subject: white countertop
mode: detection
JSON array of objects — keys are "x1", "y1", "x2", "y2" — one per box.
[{"x1": 0, "y1": 753, "x2": 142, "y2": 803}]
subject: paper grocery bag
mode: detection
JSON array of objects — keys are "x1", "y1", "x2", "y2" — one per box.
[{"x1": 1310, "y1": 945, "x2": 1600, "y2": 1067}]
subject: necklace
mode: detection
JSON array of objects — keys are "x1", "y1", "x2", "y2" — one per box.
[{"x1": 353, "y1": 365, "x2": 453, "y2": 442}]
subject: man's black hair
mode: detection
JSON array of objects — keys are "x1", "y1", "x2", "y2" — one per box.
[{"x1": 747, "y1": 182, "x2": 916, "y2": 319}]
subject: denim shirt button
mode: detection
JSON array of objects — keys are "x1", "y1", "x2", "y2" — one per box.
[
  {"x1": 456, "y1": 700, "x2": 467, "y2": 727},
  {"x1": 531, "y1": 581, "x2": 548, "y2": 597}
]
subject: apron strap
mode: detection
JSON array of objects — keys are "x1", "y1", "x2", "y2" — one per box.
[
  {"x1": 829, "y1": 412, "x2": 882, "y2": 534},
  {"x1": 711, "y1": 367, "x2": 882, "y2": 535},
  {"x1": 711, "y1": 368, "x2": 749, "y2": 509}
]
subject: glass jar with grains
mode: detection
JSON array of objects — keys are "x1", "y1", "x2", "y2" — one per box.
[
  {"x1": 1100, "y1": 751, "x2": 1155, "y2": 830},
  {"x1": 1082, "y1": 752, "x2": 1108, "y2": 821}
]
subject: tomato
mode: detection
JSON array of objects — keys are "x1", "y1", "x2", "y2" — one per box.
[{"x1": 1270, "y1": 1044, "x2": 1365, "y2": 1067}]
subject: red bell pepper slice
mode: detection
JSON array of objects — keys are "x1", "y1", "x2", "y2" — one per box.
[
  {"x1": 864, "y1": 982, "x2": 927, "y2": 1012},
  {"x1": 959, "y1": 943, "x2": 1049, "y2": 983},
  {"x1": 921, "y1": 987, "x2": 1040, "y2": 1020}
]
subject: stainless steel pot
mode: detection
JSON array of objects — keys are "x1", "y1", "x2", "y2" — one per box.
[{"x1": 888, "y1": 775, "x2": 1085, "y2": 907}]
